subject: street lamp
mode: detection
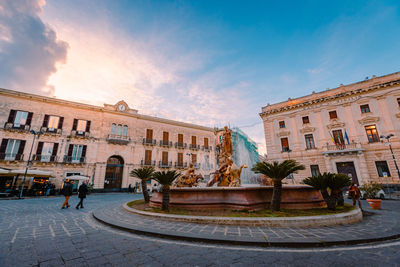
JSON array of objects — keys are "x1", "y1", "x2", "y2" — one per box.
[
  {"x1": 380, "y1": 134, "x2": 400, "y2": 181},
  {"x1": 19, "y1": 130, "x2": 42, "y2": 199}
]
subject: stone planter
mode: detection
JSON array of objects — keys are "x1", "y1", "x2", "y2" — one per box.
[{"x1": 367, "y1": 199, "x2": 382, "y2": 210}]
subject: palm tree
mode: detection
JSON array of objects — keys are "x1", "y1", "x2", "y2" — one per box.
[
  {"x1": 252, "y1": 160, "x2": 305, "y2": 211},
  {"x1": 130, "y1": 167, "x2": 155, "y2": 203},
  {"x1": 152, "y1": 170, "x2": 181, "y2": 211},
  {"x1": 303, "y1": 172, "x2": 351, "y2": 210}
]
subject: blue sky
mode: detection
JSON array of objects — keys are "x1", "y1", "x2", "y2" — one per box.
[{"x1": 1, "y1": 0, "x2": 400, "y2": 154}]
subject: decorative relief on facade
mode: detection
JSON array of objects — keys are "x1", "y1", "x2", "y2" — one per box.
[
  {"x1": 299, "y1": 126, "x2": 316, "y2": 134},
  {"x1": 358, "y1": 116, "x2": 380, "y2": 125},
  {"x1": 276, "y1": 130, "x2": 290, "y2": 137},
  {"x1": 326, "y1": 120, "x2": 345, "y2": 130}
]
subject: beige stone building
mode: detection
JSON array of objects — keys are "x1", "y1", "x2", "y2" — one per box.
[
  {"x1": 0, "y1": 88, "x2": 216, "y2": 192},
  {"x1": 260, "y1": 72, "x2": 400, "y2": 185}
]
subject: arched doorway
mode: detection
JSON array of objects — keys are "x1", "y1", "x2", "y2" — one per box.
[{"x1": 104, "y1": 156, "x2": 124, "y2": 190}]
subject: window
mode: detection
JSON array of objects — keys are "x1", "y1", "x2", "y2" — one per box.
[
  {"x1": 329, "y1": 110, "x2": 337, "y2": 119},
  {"x1": 204, "y1": 137, "x2": 209, "y2": 148},
  {"x1": 281, "y1": 137, "x2": 290, "y2": 152},
  {"x1": 36, "y1": 142, "x2": 58, "y2": 162},
  {"x1": 73, "y1": 119, "x2": 90, "y2": 134},
  {"x1": 178, "y1": 134, "x2": 183, "y2": 143},
  {"x1": 0, "y1": 139, "x2": 25, "y2": 160},
  {"x1": 111, "y1": 124, "x2": 116, "y2": 135},
  {"x1": 116, "y1": 124, "x2": 122, "y2": 136},
  {"x1": 302, "y1": 116, "x2": 310, "y2": 124},
  {"x1": 123, "y1": 125, "x2": 128, "y2": 137},
  {"x1": 360, "y1": 104, "x2": 370, "y2": 114},
  {"x1": 163, "y1": 132, "x2": 169, "y2": 142},
  {"x1": 177, "y1": 153, "x2": 183, "y2": 164},
  {"x1": 146, "y1": 129, "x2": 153, "y2": 140},
  {"x1": 43, "y1": 115, "x2": 62, "y2": 132},
  {"x1": 310, "y1": 165, "x2": 320, "y2": 177},
  {"x1": 192, "y1": 136, "x2": 197, "y2": 145},
  {"x1": 305, "y1": 134, "x2": 315, "y2": 149},
  {"x1": 67, "y1": 144, "x2": 86, "y2": 163},
  {"x1": 7, "y1": 110, "x2": 33, "y2": 129},
  {"x1": 279, "y1": 121, "x2": 285, "y2": 128},
  {"x1": 332, "y1": 130, "x2": 344, "y2": 145},
  {"x1": 72, "y1": 145, "x2": 83, "y2": 162},
  {"x1": 375, "y1": 161, "x2": 391, "y2": 177},
  {"x1": 145, "y1": 150, "x2": 152, "y2": 164},
  {"x1": 162, "y1": 151, "x2": 168, "y2": 164},
  {"x1": 365, "y1": 125, "x2": 380, "y2": 143},
  {"x1": 192, "y1": 154, "x2": 197, "y2": 164}
]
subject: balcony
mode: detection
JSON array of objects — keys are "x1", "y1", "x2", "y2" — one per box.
[
  {"x1": 32, "y1": 155, "x2": 57, "y2": 163},
  {"x1": 189, "y1": 144, "x2": 200, "y2": 150},
  {"x1": 3, "y1": 122, "x2": 30, "y2": 132},
  {"x1": 0, "y1": 153, "x2": 24, "y2": 161},
  {"x1": 322, "y1": 143, "x2": 365, "y2": 156},
  {"x1": 159, "y1": 140, "x2": 173, "y2": 147},
  {"x1": 202, "y1": 145, "x2": 212, "y2": 152},
  {"x1": 158, "y1": 161, "x2": 172, "y2": 168},
  {"x1": 142, "y1": 138, "x2": 156, "y2": 146},
  {"x1": 107, "y1": 134, "x2": 130, "y2": 145},
  {"x1": 174, "y1": 162, "x2": 187, "y2": 169},
  {"x1": 40, "y1": 127, "x2": 62, "y2": 135},
  {"x1": 63, "y1": 156, "x2": 86, "y2": 164},
  {"x1": 175, "y1": 142, "x2": 187, "y2": 149},
  {"x1": 194, "y1": 163, "x2": 201, "y2": 169},
  {"x1": 69, "y1": 130, "x2": 90, "y2": 138},
  {"x1": 141, "y1": 160, "x2": 155, "y2": 166}
]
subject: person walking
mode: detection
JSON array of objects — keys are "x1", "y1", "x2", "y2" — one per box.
[
  {"x1": 44, "y1": 182, "x2": 51, "y2": 197},
  {"x1": 128, "y1": 184, "x2": 132, "y2": 194},
  {"x1": 76, "y1": 181, "x2": 88, "y2": 210},
  {"x1": 61, "y1": 180, "x2": 73, "y2": 209},
  {"x1": 349, "y1": 182, "x2": 362, "y2": 210}
]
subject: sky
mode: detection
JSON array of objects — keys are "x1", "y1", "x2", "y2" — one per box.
[{"x1": 1, "y1": 0, "x2": 400, "y2": 155}]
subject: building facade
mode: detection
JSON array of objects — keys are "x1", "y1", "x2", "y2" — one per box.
[
  {"x1": 0, "y1": 88, "x2": 216, "y2": 192},
  {"x1": 260, "y1": 72, "x2": 400, "y2": 185}
]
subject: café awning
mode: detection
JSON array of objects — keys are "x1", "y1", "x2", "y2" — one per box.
[
  {"x1": 9, "y1": 169, "x2": 55, "y2": 177},
  {"x1": 64, "y1": 175, "x2": 90, "y2": 181}
]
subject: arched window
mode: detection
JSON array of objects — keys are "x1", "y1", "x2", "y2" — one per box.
[
  {"x1": 111, "y1": 123, "x2": 116, "y2": 135},
  {"x1": 117, "y1": 124, "x2": 122, "y2": 136},
  {"x1": 123, "y1": 125, "x2": 128, "y2": 136}
]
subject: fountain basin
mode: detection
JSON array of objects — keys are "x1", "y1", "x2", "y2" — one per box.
[{"x1": 149, "y1": 185, "x2": 326, "y2": 210}]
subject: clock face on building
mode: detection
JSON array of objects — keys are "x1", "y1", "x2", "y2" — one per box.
[{"x1": 118, "y1": 104, "x2": 126, "y2": 111}]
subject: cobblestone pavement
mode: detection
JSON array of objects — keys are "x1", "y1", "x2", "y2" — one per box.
[{"x1": 1, "y1": 194, "x2": 400, "y2": 266}]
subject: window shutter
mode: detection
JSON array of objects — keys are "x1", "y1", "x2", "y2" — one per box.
[
  {"x1": 36, "y1": 142, "x2": 44, "y2": 155},
  {"x1": 72, "y1": 119, "x2": 78, "y2": 131},
  {"x1": 7, "y1": 110, "x2": 16, "y2": 123},
  {"x1": 81, "y1": 145, "x2": 87, "y2": 158},
  {"x1": 192, "y1": 154, "x2": 197, "y2": 164},
  {"x1": 178, "y1": 153, "x2": 183, "y2": 164},
  {"x1": 178, "y1": 134, "x2": 183, "y2": 143},
  {"x1": 18, "y1": 140, "x2": 26, "y2": 155},
  {"x1": 163, "y1": 132, "x2": 169, "y2": 142},
  {"x1": 42, "y1": 115, "x2": 49, "y2": 127},
  {"x1": 26, "y1": 112, "x2": 33, "y2": 126},
  {"x1": 192, "y1": 136, "x2": 196, "y2": 145},
  {"x1": 162, "y1": 151, "x2": 168, "y2": 162},
  {"x1": 146, "y1": 129, "x2": 153, "y2": 140},
  {"x1": 145, "y1": 150, "x2": 151, "y2": 161},
  {"x1": 204, "y1": 138, "x2": 209, "y2": 147},
  {"x1": 52, "y1": 143, "x2": 59, "y2": 156},
  {"x1": 0, "y1": 139, "x2": 8, "y2": 159},
  {"x1": 67, "y1": 144, "x2": 73, "y2": 156},
  {"x1": 58, "y1": 117, "x2": 64, "y2": 129},
  {"x1": 85, "y1": 121, "x2": 91, "y2": 132}
]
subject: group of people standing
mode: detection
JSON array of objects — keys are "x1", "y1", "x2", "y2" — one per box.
[{"x1": 61, "y1": 180, "x2": 88, "y2": 210}]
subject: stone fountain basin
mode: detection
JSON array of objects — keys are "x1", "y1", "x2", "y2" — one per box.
[{"x1": 149, "y1": 185, "x2": 326, "y2": 210}]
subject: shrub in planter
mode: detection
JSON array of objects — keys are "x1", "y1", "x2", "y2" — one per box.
[
  {"x1": 363, "y1": 182, "x2": 383, "y2": 209},
  {"x1": 303, "y1": 173, "x2": 351, "y2": 211}
]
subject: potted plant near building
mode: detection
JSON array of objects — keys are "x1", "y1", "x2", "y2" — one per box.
[{"x1": 363, "y1": 182, "x2": 383, "y2": 210}]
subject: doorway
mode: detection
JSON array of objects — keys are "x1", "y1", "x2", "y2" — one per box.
[
  {"x1": 104, "y1": 156, "x2": 124, "y2": 190},
  {"x1": 336, "y1": 161, "x2": 359, "y2": 184}
]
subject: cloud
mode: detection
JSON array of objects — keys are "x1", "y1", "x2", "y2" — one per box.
[{"x1": 0, "y1": 0, "x2": 68, "y2": 95}]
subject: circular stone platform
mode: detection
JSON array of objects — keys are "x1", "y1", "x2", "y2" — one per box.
[{"x1": 150, "y1": 185, "x2": 326, "y2": 210}]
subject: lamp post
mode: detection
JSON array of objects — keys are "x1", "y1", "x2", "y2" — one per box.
[
  {"x1": 380, "y1": 134, "x2": 400, "y2": 181},
  {"x1": 19, "y1": 130, "x2": 42, "y2": 199}
]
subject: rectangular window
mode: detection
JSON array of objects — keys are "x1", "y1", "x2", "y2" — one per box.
[
  {"x1": 360, "y1": 104, "x2": 370, "y2": 113},
  {"x1": 192, "y1": 154, "x2": 197, "y2": 164},
  {"x1": 332, "y1": 129, "x2": 344, "y2": 145},
  {"x1": 305, "y1": 134, "x2": 315, "y2": 149},
  {"x1": 204, "y1": 137, "x2": 209, "y2": 148},
  {"x1": 41, "y1": 142, "x2": 54, "y2": 162},
  {"x1": 123, "y1": 125, "x2": 128, "y2": 137},
  {"x1": 281, "y1": 137, "x2": 289, "y2": 152},
  {"x1": 5, "y1": 139, "x2": 21, "y2": 160},
  {"x1": 329, "y1": 110, "x2": 338, "y2": 119},
  {"x1": 146, "y1": 129, "x2": 153, "y2": 140},
  {"x1": 178, "y1": 134, "x2": 183, "y2": 143},
  {"x1": 279, "y1": 121, "x2": 285, "y2": 128},
  {"x1": 163, "y1": 131, "x2": 169, "y2": 142},
  {"x1": 365, "y1": 125, "x2": 380, "y2": 143},
  {"x1": 162, "y1": 151, "x2": 168, "y2": 164},
  {"x1": 177, "y1": 153, "x2": 183, "y2": 164},
  {"x1": 76, "y1": 120, "x2": 87, "y2": 133},
  {"x1": 192, "y1": 136, "x2": 197, "y2": 145},
  {"x1": 302, "y1": 116, "x2": 310, "y2": 124},
  {"x1": 310, "y1": 165, "x2": 320, "y2": 177},
  {"x1": 375, "y1": 161, "x2": 391, "y2": 177},
  {"x1": 72, "y1": 145, "x2": 83, "y2": 163},
  {"x1": 47, "y1": 116, "x2": 60, "y2": 130},
  {"x1": 145, "y1": 150, "x2": 152, "y2": 164}
]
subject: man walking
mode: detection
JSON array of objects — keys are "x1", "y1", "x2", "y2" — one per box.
[
  {"x1": 61, "y1": 180, "x2": 73, "y2": 209},
  {"x1": 349, "y1": 182, "x2": 362, "y2": 210},
  {"x1": 76, "y1": 181, "x2": 88, "y2": 210}
]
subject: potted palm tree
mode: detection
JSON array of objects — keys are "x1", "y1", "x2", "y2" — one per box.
[
  {"x1": 130, "y1": 166, "x2": 155, "y2": 203},
  {"x1": 152, "y1": 170, "x2": 181, "y2": 211},
  {"x1": 252, "y1": 160, "x2": 305, "y2": 211},
  {"x1": 303, "y1": 173, "x2": 351, "y2": 211},
  {"x1": 363, "y1": 182, "x2": 383, "y2": 209}
]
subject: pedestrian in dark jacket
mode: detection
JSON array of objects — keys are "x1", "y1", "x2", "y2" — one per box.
[
  {"x1": 61, "y1": 180, "x2": 73, "y2": 209},
  {"x1": 76, "y1": 181, "x2": 88, "y2": 209}
]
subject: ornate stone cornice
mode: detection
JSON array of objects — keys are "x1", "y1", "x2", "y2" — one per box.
[
  {"x1": 276, "y1": 130, "x2": 290, "y2": 137},
  {"x1": 299, "y1": 126, "x2": 316, "y2": 134},
  {"x1": 327, "y1": 120, "x2": 345, "y2": 130},
  {"x1": 358, "y1": 116, "x2": 380, "y2": 125}
]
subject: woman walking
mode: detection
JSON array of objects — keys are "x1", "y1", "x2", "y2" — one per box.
[{"x1": 76, "y1": 181, "x2": 88, "y2": 210}]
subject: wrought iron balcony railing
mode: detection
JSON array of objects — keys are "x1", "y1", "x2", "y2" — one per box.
[
  {"x1": 175, "y1": 142, "x2": 187, "y2": 149},
  {"x1": 40, "y1": 127, "x2": 62, "y2": 135},
  {"x1": 142, "y1": 138, "x2": 157, "y2": 145},
  {"x1": 174, "y1": 162, "x2": 187, "y2": 169},
  {"x1": 32, "y1": 154, "x2": 57, "y2": 162},
  {"x1": 158, "y1": 161, "x2": 172, "y2": 168},
  {"x1": 159, "y1": 140, "x2": 173, "y2": 147},
  {"x1": 63, "y1": 156, "x2": 86, "y2": 163},
  {"x1": 189, "y1": 144, "x2": 200, "y2": 150},
  {"x1": 202, "y1": 145, "x2": 212, "y2": 151},
  {"x1": 4, "y1": 122, "x2": 30, "y2": 132},
  {"x1": 107, "y1": 134, "x2": 130, "y2": 144},
  {"x1": 0, "y1": 153, "x2": 24, "y2": 161},
  {"x1": 141, "y1": 160, "x2": 156, "y2": 166}
]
